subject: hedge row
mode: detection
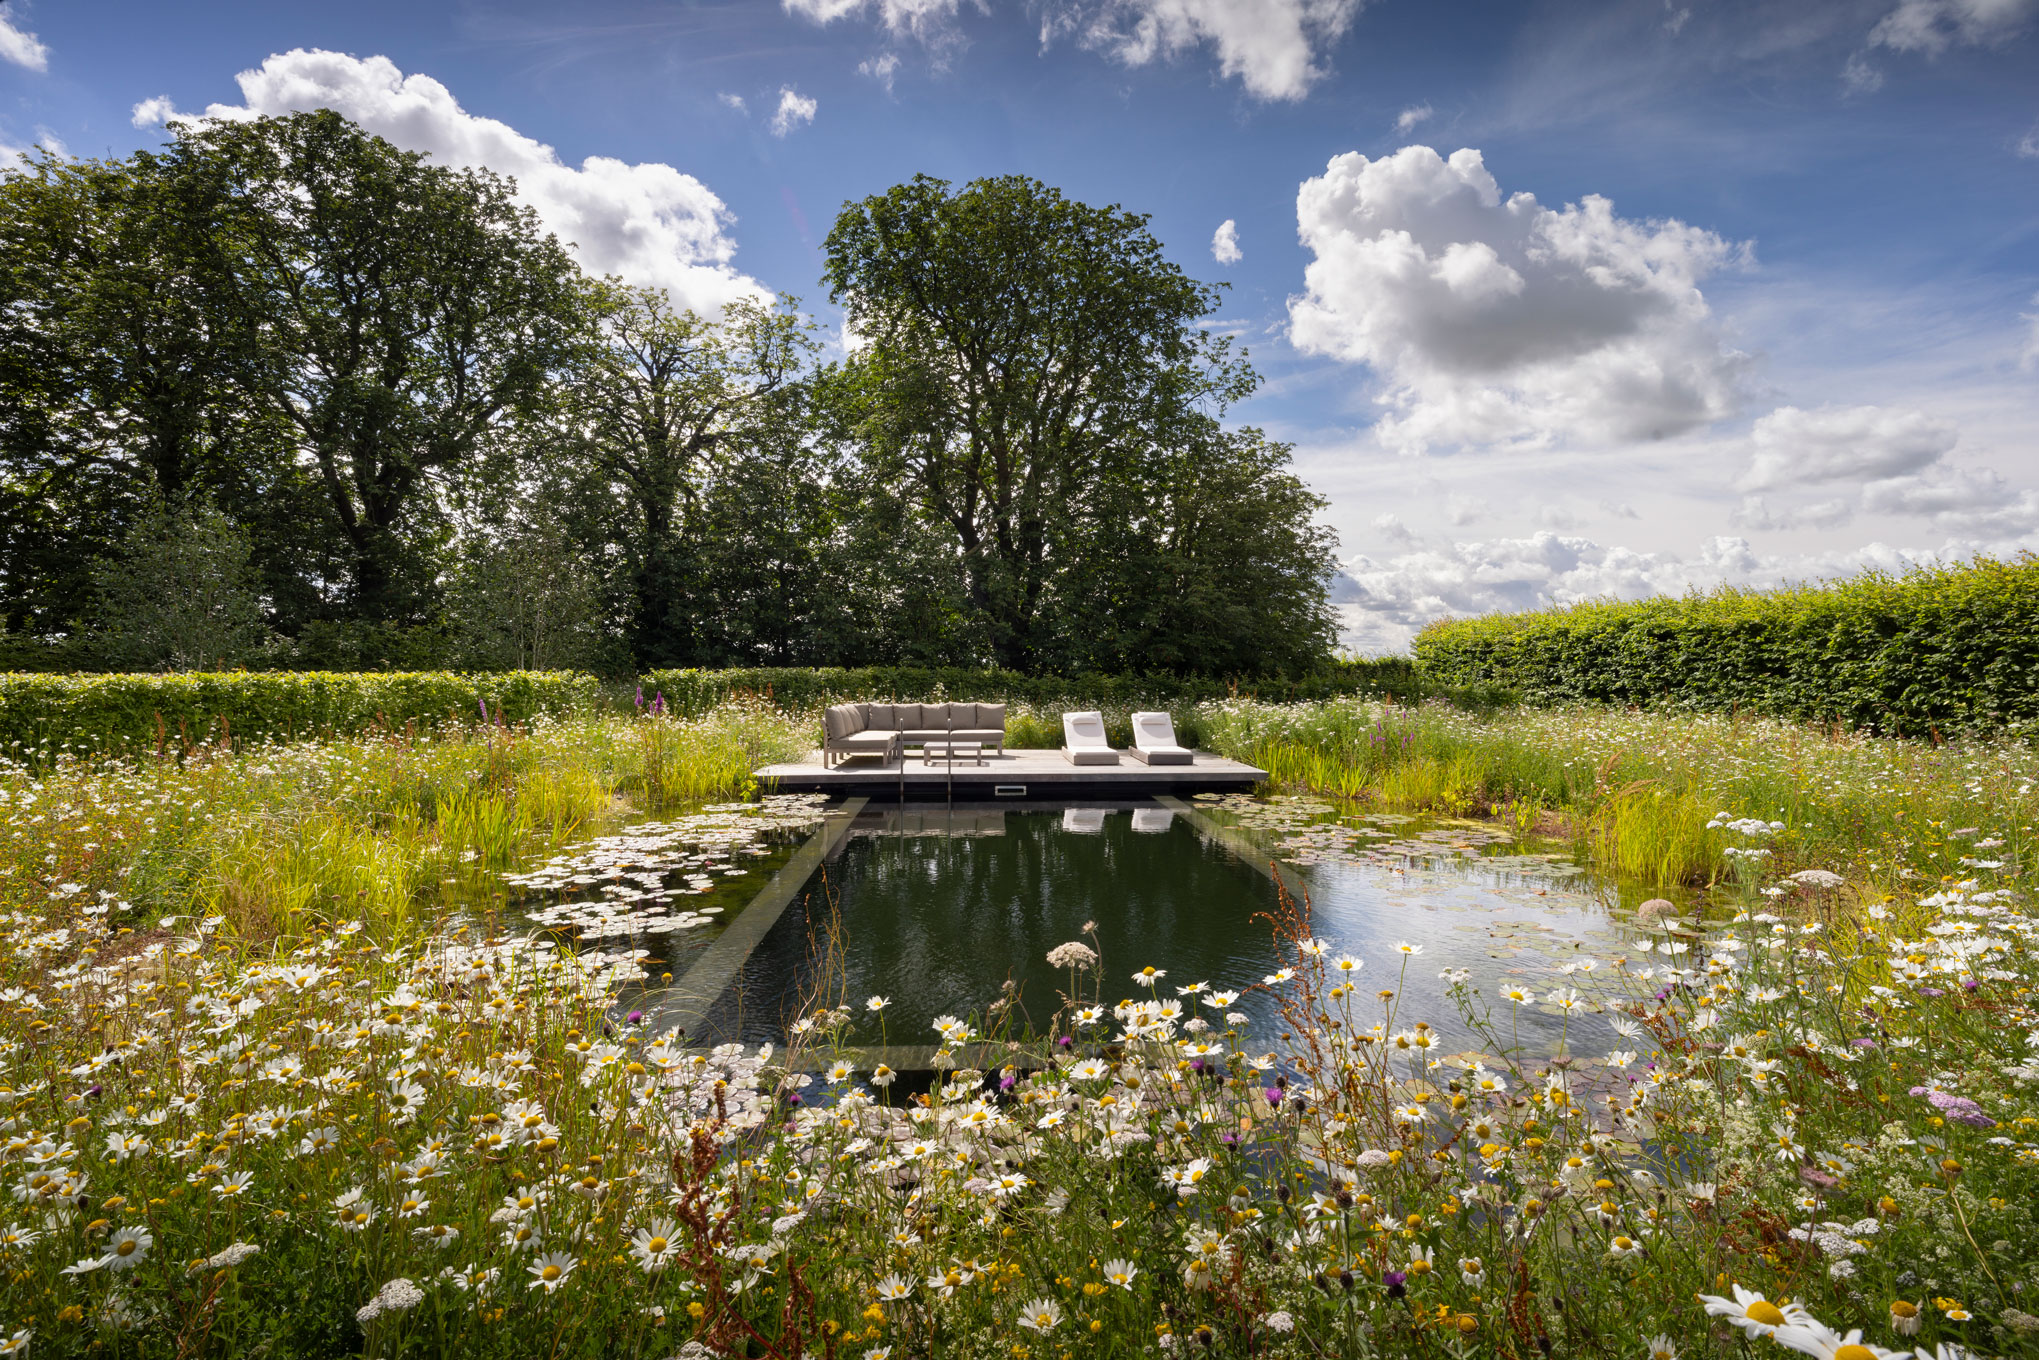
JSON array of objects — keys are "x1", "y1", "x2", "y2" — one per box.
[
  {"x1": 638, "y1": 661, "x2": 1435, "y2": 717},
  {"x1": 1412, "y1": 554, "x2": 2039, "y2": 737},
  {"x1": 0, "y1": 671, "x2": 603, "y2": 761}
]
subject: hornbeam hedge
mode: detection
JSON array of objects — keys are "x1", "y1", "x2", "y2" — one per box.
[
  {"x1": 1412, "y1": 554, "x2": 2039, "y2": 737},
  {"x1": 0, "y1": 671, "x2": 602, "y2": 762},
  {"x1": 637, "y1": 661, "x2": 1431, "y2": 717}
]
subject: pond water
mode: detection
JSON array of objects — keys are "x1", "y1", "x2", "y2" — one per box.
[
  {"x1": 482, "y1": 793, "x2": 1693, "y2": 1067},
  {"x1": 696, "y1": 797, "x2": 1656, "y2": 1059}
]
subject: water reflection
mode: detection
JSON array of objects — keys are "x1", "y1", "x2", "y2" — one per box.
[{"x1": 718, "y1": 799, "x2": 1639, "y2": 1060}]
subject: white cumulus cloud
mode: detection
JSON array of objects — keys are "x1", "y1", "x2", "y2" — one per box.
[
  {"x1": 1862, "y1": 465, "x2": 2039, "y2": 536},
  {"x1": 1289, "y1": 145, "x2": 1751, "y2": 452},
  {"x1": 1848, "y1": 0, "x2": 2036, "y2": 88},
  {"x1": 1042, "y1": 0, "x2": 1367, "y2": 101},
  {"x1": 130, "y1": 96, "x2": 181, "y2": 129},
  {"x1": 0, "y1": 11, "x2": 49, "y2": 72},
  {"x1": 718, "y1": 92, "x2": 748, "y2": 113},
  {"x1": 1739, "y1": 404, "x2": 1957, "y2": 490},
  {"x1": 768, "y1": 87, "x2": 818, "y2": 136},
  {"x1": 1211, "y1": 218, "x2": 1242, "y2": 264},
  {"x1": 137, "y1": 49, "x2": 765, "y2": 315},
  {"x1": 1393, "y1": 103, "x2": 1432, "y2": 134}
]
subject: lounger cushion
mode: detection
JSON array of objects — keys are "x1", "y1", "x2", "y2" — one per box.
[
  {"x1": 1126, "y1": 746, "x2": 1193, "y2": 765},
  {"x1": 1064, "y1": 747, "x2": 1119, "y2": 765}
]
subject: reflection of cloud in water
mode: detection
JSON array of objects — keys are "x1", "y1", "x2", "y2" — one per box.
[{"x1": 1190, "y1": 793, "x2": 1646, "y2": 1064}]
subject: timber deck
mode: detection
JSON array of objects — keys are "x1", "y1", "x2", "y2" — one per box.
[{"x1": 754, "y1": 747, "x2": 1268, "y2": 800}]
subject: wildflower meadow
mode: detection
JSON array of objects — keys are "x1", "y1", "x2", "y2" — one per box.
[{"x1": 0, "y1": 698, "x2": 2034, "y2": 1359}]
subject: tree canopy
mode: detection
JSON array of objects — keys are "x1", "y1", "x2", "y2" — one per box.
[
  {"x1": 823, "y1": 173, "x2": 1333, "y2": 672},
  {"x1": 0, "y1": 130, "x2": 1337, "y2": 677}
]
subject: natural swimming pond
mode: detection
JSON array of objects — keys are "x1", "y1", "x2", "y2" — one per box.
[{"x1": 631, "y1": 796, "x2": 1650, "y2": 1059}]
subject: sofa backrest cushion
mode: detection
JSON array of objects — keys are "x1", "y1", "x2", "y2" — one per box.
[
  {"x1": 972, "y1": 703, "x2": 1006, "y2": 729},
  {"x1": 823, "y1": 704, "x2": 865, "y2": 742},
  {"x1": 862, "y1": 703, "x2": 897, "y2": 731}
]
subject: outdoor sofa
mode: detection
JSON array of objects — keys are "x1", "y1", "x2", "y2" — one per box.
[{"x1": 821, "y1": 702, "x2": 1006, "y2": 768}]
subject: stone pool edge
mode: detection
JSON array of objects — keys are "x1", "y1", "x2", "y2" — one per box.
[{"x1": 659, "y1": 796, "x2": 869, "y2": 1038}]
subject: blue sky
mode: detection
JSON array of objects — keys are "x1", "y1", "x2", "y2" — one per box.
[{"x1": 3, "y1": 0, "x2": 2036, "y2": 650}]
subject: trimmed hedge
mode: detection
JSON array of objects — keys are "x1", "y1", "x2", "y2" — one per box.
[
  {"x1": 1412, "y1": 554, "x2": 2039, "y2": 737},
  {"x1": 638, "y1": 662, "x2": 1436, "y2": 717},
  {"x1": 0, "y1": 671, "x2": 603, "y2": 761}
]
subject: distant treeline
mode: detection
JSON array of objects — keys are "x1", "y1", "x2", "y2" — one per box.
[
  {"x1": 2, "y1": 115, "x2": 1335, "y2": 680},
  {"x1": 1414, "y1": 554, "x2": 2039, "y2": 737}
]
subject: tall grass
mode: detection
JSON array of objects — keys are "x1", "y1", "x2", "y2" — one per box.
[
  {"x1": 0, "y1": 705, "x2": 810, "y2": 943},
  {"x1": 1199, "y1": 697, "x2": 2039, "y2": 888}
]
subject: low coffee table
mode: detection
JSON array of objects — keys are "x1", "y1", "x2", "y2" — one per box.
[{"x1": 921, "y1": 740, "x2": 985, "y2": 767}]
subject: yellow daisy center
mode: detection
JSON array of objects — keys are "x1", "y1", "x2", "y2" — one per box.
[{"x1": 1745, "y1": 1302, "x2": 1786, "y2": 1328}]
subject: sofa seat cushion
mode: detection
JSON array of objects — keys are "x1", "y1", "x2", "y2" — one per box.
[
  {"x1": 902, "y1": 728, "x2": 1003, "y2": 744},
  {"x1": 830, "y1": 732, "x2": 898, "y2": 751}
]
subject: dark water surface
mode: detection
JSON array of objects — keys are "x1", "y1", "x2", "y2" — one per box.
[{"x1": 714, "y1": 800, "x2": 1636, "y2": 1058}]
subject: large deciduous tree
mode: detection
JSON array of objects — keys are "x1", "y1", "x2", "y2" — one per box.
[
  {"x1": 172, "y1": 111, "x2": 584, "y2": 624},
  {"x1": 0, "y1": 148, "x2": 275, "y2": 636},
  {"x1": 822, "y1": 173, "x2": 1328, "y2": 672},
  {"x1": 556, "y1": 285, "x2": 812, "y2": 665}
]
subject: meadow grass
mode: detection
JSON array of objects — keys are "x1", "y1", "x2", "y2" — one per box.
[
  {"x1": 0, "y1": 701, "x2": 809, "y2": 945},
  {"x1": 0, "y1": 698, "x2": 2034, "y2": 1358},
  {"x1": 1198, "y1": 698, "x2": 2039, "y2": 890}
]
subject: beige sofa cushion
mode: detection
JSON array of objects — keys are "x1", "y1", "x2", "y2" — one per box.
[{"x1": 823, "y1": 704, "x2": 865, "y2": 742}]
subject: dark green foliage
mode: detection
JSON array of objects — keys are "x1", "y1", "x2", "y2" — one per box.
[
  {"x1": 0, "y1": 670, "x2": 600, "y2": 762},
  {"x1": 822, "y1": 174, "x2": 1334, "y2": 673},
  {"x1": 5, "y1": 135, "x2": 1338, "y2": 678},
  {"x1": 1412, "y1": 555, "x2": 2039, "y2": 736}
]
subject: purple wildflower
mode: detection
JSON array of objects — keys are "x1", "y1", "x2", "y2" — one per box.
[{"x1": 1910, "y1": 1086, "x2": 1994, "y2": 1128}]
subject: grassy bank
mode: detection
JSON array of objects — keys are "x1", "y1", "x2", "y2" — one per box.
[
  {"x1": 0, "y1": 702, "x2": 808, "y2": 944},
  {"x1": 1198, "y1": 698, "x2": 2039, "y2": 890}
]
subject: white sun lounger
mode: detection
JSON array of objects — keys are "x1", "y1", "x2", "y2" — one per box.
[
  {"x1": 1127, "y1": 711, "x2": 1193, "y2": 765},
  {"x1": 1062, "y1": 711, "x2": 1119, "y2": 765}
]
